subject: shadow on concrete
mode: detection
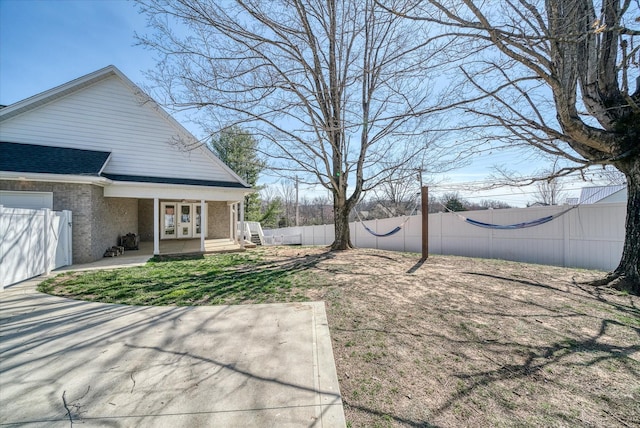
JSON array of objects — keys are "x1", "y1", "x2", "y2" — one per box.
[{"x1": 0, "y1": 279, "x2": 344, "y2": 426}]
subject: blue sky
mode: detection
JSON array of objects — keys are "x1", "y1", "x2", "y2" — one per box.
[
  {"x1": 0, "y1": 0, "x2": 590, "y2": 206},
  {"x1": 0, "y1": 0, "x2": 153, "y2": 104}
]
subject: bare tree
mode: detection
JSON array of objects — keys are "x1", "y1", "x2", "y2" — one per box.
[
  {"x1": 590, "y1": 165, "x2": 628, "y2": 185},
  {"x1": 277, "y1": 180, "x2": 297, "y2": 227},
  {"x1": 297, "y1": 194, "x2": 334, "y2": 225},
  {"x1": 369, "y1": 148, "x2": 460, "y2": 216},
  {"x1": 384, "y1": 0, "x2": 640, "y2": 292},
  {"x1": 531, "y1": 164, "x2": 568, "y2": 205},
  {"x1": 531, "y1": 178, "x2": 567, "y2": 205},
  {"x1": 136, "y1": 0, "x2": 455, "y2": 250},
  {"x1": 370, "y1": 167, "x2": 421, "y2": 216}
]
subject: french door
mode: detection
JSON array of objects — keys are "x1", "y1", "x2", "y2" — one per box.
[{"x1": 161, "y1": 202, "x2": 204, "y2": 239}]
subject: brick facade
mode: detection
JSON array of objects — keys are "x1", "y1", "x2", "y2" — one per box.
[
  {"x1": 0, "y1": 181, "x2": 137, "y2": 263},
  {"x1": 138, "y1": 199, "x2": 154, "y2": 242},
  {"x1": 1, "y1": 181, "x2": 235, "y2": 262},
  {"x1": 90, "y1": 186, "x2": 138, "y2": 259},
  {"x1": 207, "y1": 201, "x2": 230, "y2": 238}
]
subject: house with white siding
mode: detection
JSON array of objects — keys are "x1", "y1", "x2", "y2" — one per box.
[
  {"x1": 0, "y1": 65, "x2": 253, "y2": 264},
  {"x1": 578, "y1": 184, "x2": 627, "y2": 204}
]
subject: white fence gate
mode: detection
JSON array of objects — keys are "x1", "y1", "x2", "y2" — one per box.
[
  {"x1": 0, "y1": 206, "x2": 72, "y2": 290},
  {"x1": 264, "y1": 202, "x2": 625, "y2": 272}
]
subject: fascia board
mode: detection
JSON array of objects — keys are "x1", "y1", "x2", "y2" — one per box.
[{"x1": 0, "y1": 171, "x2": 110, "y2": 185}]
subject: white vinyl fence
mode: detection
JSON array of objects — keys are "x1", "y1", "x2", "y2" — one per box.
[
  {"x1": 264, "y1": 202, "x2": 625, "y2": 271},
  {"x1": 0, "y1": 206, "x2": 73, "y2": 290}
]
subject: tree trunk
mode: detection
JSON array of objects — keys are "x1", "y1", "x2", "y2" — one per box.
[
  {"x1": 331, "y1": 194, "x2": 354, "y2": 250},
  {"x1": 603, "y1": 157, "x2": 640, "y2": 294}
]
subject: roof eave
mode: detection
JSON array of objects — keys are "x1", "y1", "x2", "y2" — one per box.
[{"x1": 0, "y1": 171, "x2": 111, "y2": 185}]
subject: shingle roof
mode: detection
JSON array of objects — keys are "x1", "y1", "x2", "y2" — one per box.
[
  {"x1": 1, "y1": 142, "x2": 252, "y2": 189},
  {"x1": 0, "y1": 142, "x2": 111, "y2": 175},
  {"x1": 101, "y1": 173, "x2": 251, "y2": 189}
]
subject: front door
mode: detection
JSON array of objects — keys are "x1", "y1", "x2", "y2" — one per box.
[
  {"x1": 160, "y1": 202, "x2": 206, "y2": 239},
  {"x1": 178, "y1": 203, "x2": 193, "y2": 238},
  {"x1": 161, "y1": 202, "x2": 177, "y2": 239}
]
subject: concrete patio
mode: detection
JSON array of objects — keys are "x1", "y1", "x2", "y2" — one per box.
[{"x1": 0, "y1": 258, "x2": 345, "y2": 426}]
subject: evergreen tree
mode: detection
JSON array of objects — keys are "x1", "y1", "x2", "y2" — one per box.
[{"x1": 209, "y1": 126, "x2": 264, "y2": 221}]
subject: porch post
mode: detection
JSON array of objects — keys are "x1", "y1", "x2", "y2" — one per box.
[
  {"x1": 229, "y1": 203, "x2": 234, "y2": 242},
  {"x1": 234, "y1": 203, "x2": 239, "y2": 243},
  {"x1": 200, "y1": 199, "x2": 205, "y2": 252},
  {"x1": 239, "y1": 200, "x2": 245, "y2": 249},
  {"x1": 153, "y1": 198, "x2": 160, "y2": 256}
]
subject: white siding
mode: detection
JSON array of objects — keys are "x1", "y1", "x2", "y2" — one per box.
[
  {"x1": 0, "y1": 191, "x2": 53, "y2": 209},
  {"x1": 0, "y1": 76, "x2": 237, "y2": 183},
  {"x1": 598, "y1": 189, "x2": 627, "y2": 204}
]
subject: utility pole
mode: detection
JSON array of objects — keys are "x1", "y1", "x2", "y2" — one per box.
[{"x1": 295, "y1": 175, "x2": 300, "y2": 226}]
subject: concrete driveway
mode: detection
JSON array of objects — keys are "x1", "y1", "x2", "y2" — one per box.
[{"x1": 0, "y1": 276, "x2": 345, "y2": 427}]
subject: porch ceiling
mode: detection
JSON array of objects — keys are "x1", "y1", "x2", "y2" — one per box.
[{"x1": 103, "y1": 180, "x2": 250, "y2": 201}]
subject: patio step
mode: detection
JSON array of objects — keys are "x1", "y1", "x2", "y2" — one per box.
[{"x1": 250, "y1": 233, "x2": 262, "y2": 246}]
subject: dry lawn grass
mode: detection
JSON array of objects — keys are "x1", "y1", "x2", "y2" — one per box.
[
  {"x1": 259, "y1": 247, "x2": 640, "y2": 428},
  {"x1": 41, "y1": 246, "x2": 639, "y2": 427}
]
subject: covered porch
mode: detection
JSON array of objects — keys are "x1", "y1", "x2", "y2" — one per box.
[{"x1": 104, "y1": 178, "x2": 254, "y2": 258}]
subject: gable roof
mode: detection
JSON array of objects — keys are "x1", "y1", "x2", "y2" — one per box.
[
  {"x1": 0, "y1": 141, "x2": 111, "y2": 176},
  {"x1": 0, "y1": 65, "x2": 251, "y2": 190},
  {"x1": 0, "y1": 141, "x2": 248, "y2": 189}
]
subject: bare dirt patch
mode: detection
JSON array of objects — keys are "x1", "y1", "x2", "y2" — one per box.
[{"x1": 258, "y1": 247, "x2": 640, "y2": 427}]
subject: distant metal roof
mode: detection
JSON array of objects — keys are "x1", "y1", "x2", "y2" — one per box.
[
  {"x1": 0, "y1": 141, "x2": 111, "y2": 175},
  {"x1": 579, "y1": 185, "x2": 626, "y2": 204},
  {"x1": 101, "y1": 173, "x2": 251, "y2": 189}
]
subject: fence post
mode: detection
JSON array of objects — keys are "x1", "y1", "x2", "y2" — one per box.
[
  {"x1": 403, "y1": 218, "x2": 407, "y2": 252},
  {"x1": 439, "y1": 212, "x2": 443, "y2": 255},
  {"x1": 0, "y1": 205, "x2": 4, "y2": 291},
  {"x1": 44, "y1": 208, "x2": 51, "y2": 275},
  {"x1": 488, "y1": 208, "x2": 494, "y2": 260},
  {"x1": 64, "y1": 210, "x2": 73, "y2": 266},
  {"x1": 563, "y1": 206, "x2": 571, "y2": 267}
]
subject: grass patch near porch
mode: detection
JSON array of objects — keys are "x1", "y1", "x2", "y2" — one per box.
[
  {"x1": 38, "y1": 251, "x2": 324, "y2": 305},
  {"x1": 38, "y1": 247, "x2": 640, "y2": 427}
]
